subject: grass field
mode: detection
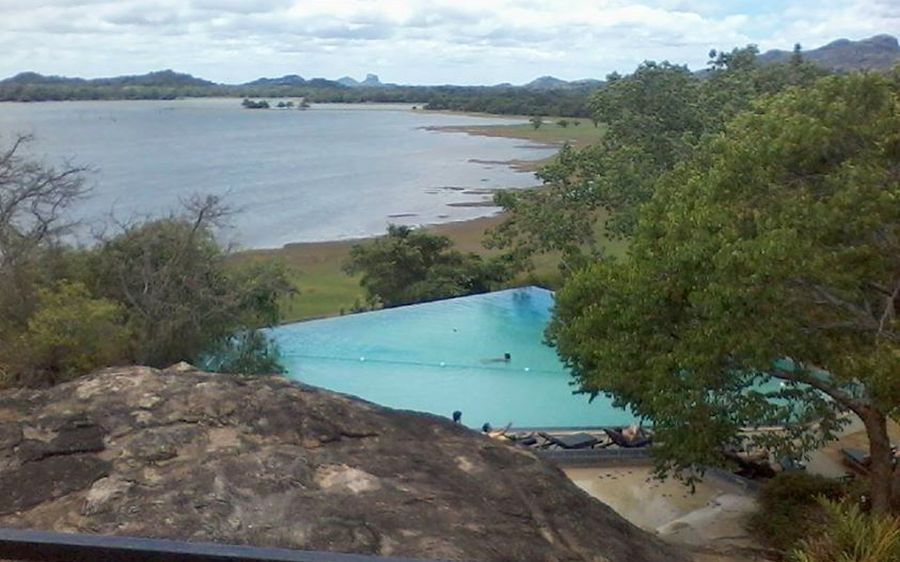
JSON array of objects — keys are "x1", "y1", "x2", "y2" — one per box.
[
  {"x1": 425, "y1": 118, "x2": 604, "y2": 150},
  {"x1": 229, "y1": 118, "x2": 618, "y2": 324},
  {"x1": 231, "y1": 212, "x2": 626, "y2": 325}
]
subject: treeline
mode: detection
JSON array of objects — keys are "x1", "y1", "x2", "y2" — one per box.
[
  {"x1": 0, "y1": 79, "x2": 594, "y2": 117},
  {"x1": 485, "y1": 44, "x2": 900, "y2": 522},
  {"x1": 0, "y1": 136, "x2": 295, "y2": 388}
]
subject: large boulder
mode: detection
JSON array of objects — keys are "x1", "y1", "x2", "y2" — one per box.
[{"x1": 0, "y1": 366, "x2": 686, "y2": 562}]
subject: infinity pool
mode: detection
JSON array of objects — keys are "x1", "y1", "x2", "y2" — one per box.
[{"x1": 271, "y1": 287, "x2": 636, "y2": 428}]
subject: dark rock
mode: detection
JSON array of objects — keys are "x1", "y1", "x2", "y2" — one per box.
[
  {"x1": 0, "y1": 455, "x2": 111, "y2": 515},
  {"x1": 0, "y1": 366, "x2": 687, "y2": 562}
]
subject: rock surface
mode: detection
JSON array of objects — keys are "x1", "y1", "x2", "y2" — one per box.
[{"x1": 0, "y1": 366, "x2": 686, "y2": 562}]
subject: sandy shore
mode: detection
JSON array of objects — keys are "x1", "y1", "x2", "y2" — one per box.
[{"x1": 256, "y1": 213, "x2": 509, "y2": 261}]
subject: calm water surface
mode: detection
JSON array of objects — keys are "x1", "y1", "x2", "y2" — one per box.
[
  {"x1": 0, "y1": 100, "x2": 555, "y2": 247},
  {"x1": 271, "y1": 287, "x2": 637, "y2": 428}
]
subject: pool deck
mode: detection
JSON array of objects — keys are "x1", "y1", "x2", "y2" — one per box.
[{"x1": 564, "y1": 465, "x2": 762, "y2": 552}]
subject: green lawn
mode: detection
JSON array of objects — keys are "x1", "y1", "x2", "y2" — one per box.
[
  {"x1": 231, "y1": 212, "x2": 627, "y2": 325},
  {"x1": 434, "y1": 118, "x2": 605, "y2": 149}
]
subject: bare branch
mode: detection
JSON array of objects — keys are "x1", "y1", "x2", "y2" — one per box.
[{"x1": 0, "y1": 134, "x2": 90, "y2": 267}]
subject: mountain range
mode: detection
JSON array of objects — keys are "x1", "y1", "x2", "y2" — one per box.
[
  {"x1": 2, "y1": 34, "x2": 896, "y2": 91},
  {"x1": 757, "y1": 34, "x2": 899, "y2": 71}
]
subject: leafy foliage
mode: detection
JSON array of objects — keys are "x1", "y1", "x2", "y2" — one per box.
[
  {"x1": 790, "y1": 499, "x2": 900, "y2": 562},
  {"x1": 3, "y1": 281, "x2": 129, "y2": 387},
  {"x1": 488, "y1": 48, "x2": 828, "y2": 270},
  {"x1": 749, "y1": 472, "x2": 849, "y2": 553},
  {"x1": 89, "y1": 198, "x2": 294, "y2": 368},
  {"x1": 202, "y1": 330, "x2": 285, "y2": 376},
  {"x1": 345, "y1": 225, "x2": 511, "y2": 307},
  {"x1": 549, "y1": 73, "x2": 900, "y2": 510},
  {"x1": 0, "y1": 140, "x2": 295, "y2": 386}
]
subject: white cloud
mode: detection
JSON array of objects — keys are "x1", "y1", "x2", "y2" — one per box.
[{"x1": 0, "y1": 0, "x2": 895, "y2": 84}]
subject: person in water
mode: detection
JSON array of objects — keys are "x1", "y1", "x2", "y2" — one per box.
[{"x1": 482, "y1": 352, "x2": 511, "y2": 364}]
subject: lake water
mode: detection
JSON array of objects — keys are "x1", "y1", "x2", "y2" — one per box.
[{"x1": 0, "y1": 99, "x2": 555, "y2": 248}]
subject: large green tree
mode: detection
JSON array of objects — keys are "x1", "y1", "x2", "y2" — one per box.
[
  {"x1": 91, "y1": 196, "x2": 293, "y2": 368},
  {"x1": 345, "y1": 225, "x2": 510, "y2": 307},
  {"x1": 488, "y1": 48, "x2": 827, "y2": 272},
  {"x1": 549, "y1": 73, "x2": 900, "y2": 513}
]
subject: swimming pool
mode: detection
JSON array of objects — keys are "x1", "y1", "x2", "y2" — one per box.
[{"x1": 271, "y1": 287, "x2": 637, "y2": 429}]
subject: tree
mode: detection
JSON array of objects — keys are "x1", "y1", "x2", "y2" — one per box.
[
  {"x1": 91, "y1": 195, "x2": 294, "y2": 368},
  {"x1": 6, "y1": 281, "x2": 129, "y2": 387},
  {"x1": 0, "y1": 134, "x2": 88, "y2": 269},
  {"x1": 549, "y1": 74, "x2": 900, "y2": 513},
  {"x1": 556, "y1": 119, "x2": 570, "y2": 128},
  {"x1": 529, "y1": 116, "x2": 544, "y2": 130},
  {"x1": 488, "y1": 49, "x2": 827, "y2": 273},
  {"x1": 0, "y1": 135, "x2": 91, "y2": 379},
  {"x1": 344, "y1": 225, "x2": 511, "y2": 307}
]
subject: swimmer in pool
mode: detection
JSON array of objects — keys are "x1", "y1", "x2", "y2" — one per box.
[{"x1": 481, "y1": 352, "x2": 511, "y2": 364}]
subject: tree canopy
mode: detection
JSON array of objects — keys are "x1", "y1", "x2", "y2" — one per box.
[
  {"x1": 488, "y1": 48, "x2": 829, "y2": 271},
  {"x1": 345, "y1": 225, "x2": 511, "y2": 308},
  {"x1": 548, "y1": 73, "x2": 900, "y2": 512}
]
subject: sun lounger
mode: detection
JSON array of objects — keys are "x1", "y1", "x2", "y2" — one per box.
[
  {"x1": 603, "y1": 427, "x2": 652, "y2": 448},
  {"x1": 840, "y1": 446, "x2": 899, "y2": 474},
  {"x1": 538, "y1": 432, "x2": 600, "y2": 450},
  {"x1": 841, "y1": 447, "x2": 871, "y2": 473},
  {"x1": 507, "y1": 433, "x2": 538, "y2": 447}
]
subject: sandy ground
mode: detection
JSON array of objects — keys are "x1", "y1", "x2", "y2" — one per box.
[{"x1": 564, "y1": 466, "x2": 772, "y2": 561}]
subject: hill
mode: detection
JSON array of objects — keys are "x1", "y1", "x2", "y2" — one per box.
[
  {"x1": 759, "y1": 34, "x2": 900, "y2": 71},
  {"x1": 0, "y1": 364, "x2": 686, "y2": 562},
  {"x1": 1, "y1": 69, "x2": 214, "y2": 87}
]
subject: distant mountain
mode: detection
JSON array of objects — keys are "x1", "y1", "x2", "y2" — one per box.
[
  {"x1": 1, "y1": 69, "x2": 214, "y2": 87},
  {"x1": 243, "y1": 74, "x2": 306, "y2": 86},
  {"x1": 521, "y1": 76, "x2": 603, "y2": 90},
  {"x1": 523, "y1": 76, "x2": 570, "y2": 90},
  {"x1": 336, "y1": 74, "x2": 384, "y2": 88},
  {"x1": 361, "y1": 74, "x2": 382, "y2": 87},
  {"x1": 758, "y1": 34, "x2": 899, "y2": 71}
]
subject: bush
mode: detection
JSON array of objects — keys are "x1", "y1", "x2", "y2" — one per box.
[
  {"x1": 790, "y1": 499, "x2": 900, "y2": 562},
  {"x1": 5, "y1": 281, "x2": 129, "y2": 387},
  {"x1": 748, "y1": 472, "x2": 848, "y2": 553},
  {"x1": 202, "y1": 330, "x2": 284, "y2": 376}
]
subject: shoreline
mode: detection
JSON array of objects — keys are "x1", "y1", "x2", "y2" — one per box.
[{"x1": 245, "y1": 213, "x2": 509, "y2": 258}]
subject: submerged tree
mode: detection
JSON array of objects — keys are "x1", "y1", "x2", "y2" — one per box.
[{"x1": 549, "y1": 74, "x2": 900, "y2": 513}]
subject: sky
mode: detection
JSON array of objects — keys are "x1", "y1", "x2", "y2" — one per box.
[{"x1": 0, "y1": 0, "x2": 896, "y2": 85}]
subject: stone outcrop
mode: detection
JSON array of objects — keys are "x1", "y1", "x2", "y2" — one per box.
[{"x1": 0, "y1": 365, "x2": 686, "y2": 562}]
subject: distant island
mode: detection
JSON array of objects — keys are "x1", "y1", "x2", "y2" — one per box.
[
  {"x1": 0, "y1": 34, "x2": 896, "y2": 117},
  {"x1": 241, "y1": 98, "x2": 309, "y2": 110}
]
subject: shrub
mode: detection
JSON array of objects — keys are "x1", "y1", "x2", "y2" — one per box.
[
  {"x1": 748, "y1": 472, "x2": 847, "y2": 553},
  {"x1": 790, "y1": 499, "x2": 900, "y2": 562},
  {"x1": 7, "y1": 281, "x2": 129, "y2": 387},
  {"x1": 202, "y1": 330, "x2": 284, "y2": 376}
]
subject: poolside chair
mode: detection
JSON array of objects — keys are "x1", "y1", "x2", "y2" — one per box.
[
  {"x1": 603, "y1": 427, "x2": 652, "y2": 449},
  {"x1": 842, "y1": 446, "x2": 900, "y2": 476},
  {"x1": 841, "y1": 447, "x2": 871, "y2": 473},
  {"x1": 507, "y1": 433, "x2": 538, "y2": 447},
  {"x1": 538, "y1": 432, "x2": 600, "y2": 450}
]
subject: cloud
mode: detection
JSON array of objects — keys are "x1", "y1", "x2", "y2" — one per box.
[{"x1": 0, "y1": 0, "x2": 895, "y2": 84}]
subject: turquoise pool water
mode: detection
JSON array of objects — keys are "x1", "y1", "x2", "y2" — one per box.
[{"x1": 271, "y1": 287, "x2": 636, "y2": 429}]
